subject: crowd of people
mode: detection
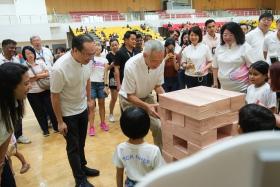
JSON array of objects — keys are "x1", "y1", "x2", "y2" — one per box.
[{"x1": 0, "y1": 11, "x2": 280, "y2": 187}]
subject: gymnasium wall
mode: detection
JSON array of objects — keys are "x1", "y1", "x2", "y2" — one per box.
[
  {"x1": 45, "y1": 0, "x2": 161, "y2": 14},
  {"x1": 193, "y1": 0, "x2": 277, "y2": 10}
]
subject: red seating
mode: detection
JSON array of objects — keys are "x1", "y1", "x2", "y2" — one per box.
[
  {"x1": 156, "y1": 11, "x2": 208, "y2": 19},
  {"x1": 226, "y1": 9, "x2": 260, "y2": 16}
]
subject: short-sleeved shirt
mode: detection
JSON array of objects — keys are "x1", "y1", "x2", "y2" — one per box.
[
  {"x1": 212, "y1": 42, "x2": 253, "y2": 92},
  {"x1": 26, "y1": 60, "x2": 48, "y2": 93},
  {"x1": 50, "y1": 51, "x2": 91, "y2": 117},
  {"x1": 90, "y1": 56, "x2": 108, "y2": 83},
  {"x1": 114, "y1": 45, "x2": 138, "y2": 83},
  {"x1": 263, "y1": 32, "x2": 280, "y2": 64},
  {"x1": 246, "y1": 83, "x2": 277, "y2": 108},
  {"x1": 0, "y1": 53, "x2": 20, "y2": 65},
  {"x1": 112, "y1": 142, "x2": 165, "y2": 182},
  {"x1": 246, "y1": 27, "x2": 273, "y2": 62},
  {"x1": 119, "y1": 53, "x2": 164, "y2": 99},
  {"x1": 203, "y1": 33, "x2": 220, "y2": 55},
  {"x1": 181, "y1": 43, "x2": 213, "y2": 77}
]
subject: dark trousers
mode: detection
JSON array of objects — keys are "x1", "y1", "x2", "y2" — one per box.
[
  {"x1": 206, "y1": 73, "x2": 214, "y2": 87},
  {"x1": 63, "y1": 109, "x2": 88, "y2": 184},
  {"x1": 27, "y1": 90, "x2": 58, "y2": 133},
  {"x1": 14, "y1": 118, "x2": 22, "y2": 139},
  {"x1": 1, "y1": 158, "x2": 16, "y2": 187},
  {"x1": 177, "y1": 69, "x2": 186, "y2": 89},
  {"x1": 163, "y1": 76, "x2": 179, "y2": 92},
  {"x1": 185, "y1": 74, "x2": 208, "y2": 88}
]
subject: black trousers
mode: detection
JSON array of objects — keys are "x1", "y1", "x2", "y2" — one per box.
[
  {"x1": 185, "y1": 74, "x2": 208, "y2": 88},
  {"x1": 14, "y1": 118, "x2": 22, "y2": 139},
  {"x1": 63, "y1": 109, "x2": 88, "y2": 184},
  {"x1": 1, "y1": 158, "x2": 16, "y2": 187},
  {"x1": 27, "y1": 90, "x2": 58, "y2": 133}
]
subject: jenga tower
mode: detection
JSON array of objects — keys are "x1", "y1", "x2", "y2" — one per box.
[{"x1": 158, "y1": 86, "x2": 245, "y2": 162}]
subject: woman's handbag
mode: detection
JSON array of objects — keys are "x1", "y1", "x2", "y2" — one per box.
[{"x1": 28, "y1": 64, "x2": 50, "y2": 90}]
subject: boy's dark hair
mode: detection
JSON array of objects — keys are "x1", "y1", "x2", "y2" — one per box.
[
  {"x1": 259, "y1": 12, "x2": 274, "y2": 22},
  {"x1": 239, "y1": 104, "x2": 276, "y2": 133},
  {"x1": 250, "y1": 60, "x2": 269, "y2": 75},
  {"x1": 188, "y1": 26, "x2": 203, "y2": 43},
  {"x1": 123, "y1": 31, "x2": 137, "y2": 40},
  {"x1": 205, "y1": 19, "x2": 215, "y2": 27},
  {"x1": 72, "y1": 34, "x2": 94, "y2": 51},
  {"x1": 120, "y1": 106, "x2": 150, "y2": 139},
  {"x1": 220, "y1": 22, "x2": 245, "y2": 45},
  {"x1": 2, "y1": 39, "x2": 17, "y2": 48}
]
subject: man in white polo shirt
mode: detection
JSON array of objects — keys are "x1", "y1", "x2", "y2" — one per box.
[
  {"x1": 119, "y1": 40, "x2": 165, "y2": 150},
  {"x1": 51, "y1": 34, "x2": 98, "y2": 187},
  {"x1": 263, "y1": 18, "x2": 280, "y2": 64},
  {"x1": 246, "y1": 12, "x2": 274, "y2": 63},
  {"x1": 0, "y1": 39, "x2": 31, "y2": 145}
]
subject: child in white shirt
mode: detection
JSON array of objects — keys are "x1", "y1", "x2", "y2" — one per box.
[
  {"x1": 246, "y1": 61, "x2": 277, "y2": 113},
  {"x1": 88, "y1": 42, "x2": 110, "y2": 136},
  {"x1": 113, "y1": 107, "x2": 165, "y2": 187}
]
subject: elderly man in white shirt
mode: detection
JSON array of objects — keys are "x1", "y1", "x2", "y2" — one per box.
[
  {"x1": 30, "y1": 35, "x2": 54, "y2": 68},
  {"x1": 246, "y1": 12, "x2": 274, "y2": 63},
  {"x1": 119, "y1": 40, "x2": 165, "y2": 150},
  {"x1": 263, "y1": 18, "x2": 280, "y2": 64}
]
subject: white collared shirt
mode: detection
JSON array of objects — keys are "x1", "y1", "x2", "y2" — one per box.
[
  {"x1": 181, "y1": 43, "x2": 213, "y2": 76},
  {"x1": 246, "y1": 27, "x2": 273, "y2": 62},
  {"x1": 35, "y1": 47, "x2": 54, "y2": 68},
  {"x1": 263, "y1": 32, "x2": 280, "y2": 64},
  {"x1": 213, "y1": 42, "x2": 253, "y2": 92},
  {"x1": 0, "y1": 53, "x2": 20, "y2": 65},
  {"x1": 203, "y1": 33, "x2": 220, "y2": 54},
  {"x1": 119, "y1": 53, "x2": 164, "y2": 99}
]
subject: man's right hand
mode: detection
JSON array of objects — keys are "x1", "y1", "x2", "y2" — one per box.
[
  {"x1": 146, "y1": 103, "x2": 160, "y2": 119},
  {"x1": 58, "y1": 122, "x2": 68, "y2": 136}
]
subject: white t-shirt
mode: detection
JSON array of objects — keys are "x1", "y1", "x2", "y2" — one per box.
[
  {"x1": 181, "y1": 43, "x2": 213, "y2": 76},
  {"x1": 112, "y1": 142, "x2": 165, "y2": 181},
  {"x1": 90, "y1": 56, "x2": 108, "y2": 82},
  {"x1": 246, "y1": 83, "x2": 277, "y2": 108},
  {"x1": 119, "y1": 53, "x2": 164, "y2": 99},
  {"x1": 35, "y1": 47, "x2": 54, "y2": 68},
  {"x1": 263, "y1": 32, "x2": 280, "y2": 64},
  {"x1": 213, "y1": 42, "x2": 253, "y2": 93},
  {"x1": 27, "y1": 60, "x2": 48, "y2": 93},
  {"x1": 246, "y1": 27, "x2": 273, "y2": 62},
  {"x1": 202, "y1": 33, "x2": 220, "y2": 54},
  {"x1": 50, "y1": 51, "x2": 92, "y2": 117},
  {"x1": 0, "y1": 53, "x2": 20, "y2": 65}
]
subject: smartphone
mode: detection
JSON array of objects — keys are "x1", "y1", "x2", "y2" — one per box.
[{"x1": 270, "y1": 56, "x2": 279, "y2": 64}]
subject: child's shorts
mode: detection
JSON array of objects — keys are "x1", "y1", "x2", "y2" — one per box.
[
  {"x1": 125, "y1": 177, "x2": 138, "y2": 187},
  {"x1": 91, "y1": 82, "x2": 107, "y2": 99}
]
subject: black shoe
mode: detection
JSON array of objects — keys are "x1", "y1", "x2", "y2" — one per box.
[
  {"x1": 76, "y1": 179, "x2": 94, "y2": 187},
  {"x1": 43, "y1": 131, "x2": 50, "y2": 137},
  {"x1": 82, "y1": 166, "x2": 100, "y2": 177}
]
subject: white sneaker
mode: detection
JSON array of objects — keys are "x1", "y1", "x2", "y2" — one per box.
[
  {"x1": 17, "y1": 135, "x2": 31, "y2": 144},
  {"x1": 108, "y1": 114, "x2": 115, "y2": 122}
]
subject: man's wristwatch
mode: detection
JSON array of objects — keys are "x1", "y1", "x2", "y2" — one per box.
[{"x1": 105, "y1": 84, "x2": 108, "y2": 87}]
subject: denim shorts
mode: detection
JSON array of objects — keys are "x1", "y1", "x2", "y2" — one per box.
[{"x1": 91, "y1": 82, "x2": 107, "y2": 99}]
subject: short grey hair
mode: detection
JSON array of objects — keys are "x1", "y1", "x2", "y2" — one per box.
[
  {"x1": 30, "y1": 35, "x2": 41, "y2": 43},
  {"x1": 143, "y1": 40, "x2": 164, "y2": 54}
]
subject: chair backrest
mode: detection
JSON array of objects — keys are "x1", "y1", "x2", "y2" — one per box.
[{"x1": 136, "y1": 132, "x2": 280, "y2": 187}]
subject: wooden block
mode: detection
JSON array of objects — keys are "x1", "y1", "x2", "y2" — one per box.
[
  {"x1": 159, "y1": 108, "x2": 171, "y2": 121},
  {"x1": 184, "y1": 112, "x2": 238, "y2": 133},
  {"x1": 171, "y1": 112, "x2": 185, "y2": 127},
  {"x1": 159, "y1": 88, "x2": 233, "y2": 120},
  {"x1": 192, "y1": 86, "x2": 245, "y2": 111},
  {"x1": 188, "y1": 142, "x2": 204, "y2": 154},
  {"x1": 172, "y1": 145, "x2": 189, "y2": 160},
  {"x1": 162, "y1": 150, "x2": 174, "y2": 163}
]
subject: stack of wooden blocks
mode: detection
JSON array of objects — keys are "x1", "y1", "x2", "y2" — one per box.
[{"x1": 158, "y1": 86, "x2": 245, "y2": 162}]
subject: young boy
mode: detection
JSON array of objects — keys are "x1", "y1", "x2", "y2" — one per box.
[
  {"x1": 113, "y1": 107, "x2": 165, "y2": 187},
  {"x1": 238, "y1": 104, "x2": 276, "y2": 133}
]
